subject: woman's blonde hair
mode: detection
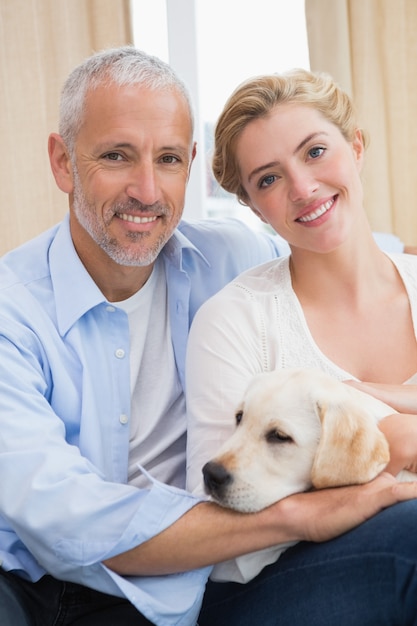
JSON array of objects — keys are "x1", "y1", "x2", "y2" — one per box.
[{"x1": 212, "y1": 68, "x2": 367, "y2": 205}]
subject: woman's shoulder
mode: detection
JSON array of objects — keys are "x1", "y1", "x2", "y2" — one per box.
[
  {"x1": 231, "y1": 255, "x2": 290, "y2": 292},
  {"x1": 191, "y1": 256, "x2": 290, "y2": 329},
  {"x1": 389, "y1": 252, "x2": 417, "y2": 297},
  {"x1": 391, "y1": 251, "x2": 417, "y2": 274}
]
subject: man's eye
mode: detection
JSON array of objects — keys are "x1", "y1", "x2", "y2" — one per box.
[
  {"x1": 161, "y1": 155, "x2": 179, "y2": 164},
  {"x1": 259, "y1": 174, "x2": 276, "y2": 188},
  {"x1": 309, "y1": 146, "x2": 325, "y2": 159},
  {"x1": 103, "y1": 152, "x2": 123, "y2": 161}
]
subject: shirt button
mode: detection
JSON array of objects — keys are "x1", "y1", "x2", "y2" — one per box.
[
  {"x1": 119, "y1": 414, "x2": 129, "y2": 425},
  {"x1": 106, "y1": 305, "x2": 116, "y2": 313},
  {"x1": 115, "y1": 348, "x2": 125, "y2": 359}
]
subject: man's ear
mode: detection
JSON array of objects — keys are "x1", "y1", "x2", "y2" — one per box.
[
  {"x1": 187, "y1": 141, "x2": 197, "y2": 182},
  {"x1": 48, "y1": 133, "x2": 74, "y2": 194}
]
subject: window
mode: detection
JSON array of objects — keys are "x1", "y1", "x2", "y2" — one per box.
[{"x1": 131, "y1": 0, "x2": 310, "y2": 225}]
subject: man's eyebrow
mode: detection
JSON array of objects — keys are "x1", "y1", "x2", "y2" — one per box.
[
  {"x1": 159, "y1": 145, "x2": 190, "y2": 157},
  {"x1": 247, "y1": 131, "x2": 329, "y2": 184},
  {"x1": 96, "y1": 142, "x2": 135, "y2": 152},
  {"x1": 97, "y1": 142, "x2": 190, "y2": 156}
]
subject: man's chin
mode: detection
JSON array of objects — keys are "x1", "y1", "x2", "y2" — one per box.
[{"x1": 104, "y1": 243, "x2": 164, "y2": 268}]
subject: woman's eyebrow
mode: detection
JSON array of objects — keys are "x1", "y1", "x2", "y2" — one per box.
[
  {"x1": 247, "y1": 131, "x2": 330, "y2": 183},
  {"x1": 247, "y1": 161, "x2": 279, "y2": 184},
  {"x1": 294, "y1": 131, "x2": 329, "y2": 154}
]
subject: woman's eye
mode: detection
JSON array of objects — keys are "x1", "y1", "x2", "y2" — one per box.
[
  {"x1": 308, "y1": 146, "x2": 325, "y2": 159},
  {"x1": 259, "y1": 174, "x2": 276, "y2": 188}
]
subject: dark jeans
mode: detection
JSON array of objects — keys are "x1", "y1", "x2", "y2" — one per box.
[
  {"x1": 199, "y1": 500, "x2": 417, "y2": 626},
  {"x1": 0, "y1": 570, "x2": 153, "y2": 625},
  {"x1": 2, "y1": 501, "x2": 417, "y2": 625}
]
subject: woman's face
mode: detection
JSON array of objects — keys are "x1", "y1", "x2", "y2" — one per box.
[{"x1": 235, "y1": 103, "x2": 365, "y2": 253}]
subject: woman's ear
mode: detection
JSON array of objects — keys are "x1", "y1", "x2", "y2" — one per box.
[
  {"x1": 352, "y1": 128, "x2": 365, "y2": 171},
  {"x1": 48, "y1": 133, "x2": 74, "y2": 194}
]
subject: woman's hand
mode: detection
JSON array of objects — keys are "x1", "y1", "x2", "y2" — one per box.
[
  {"x1": 345, "y1": 380, "x2": 417, "y2": 414},
  {"x1": 343, "y1": 380, "x2": 417, "y2": 474},
  {"x1": 377, "y1": 413, "x2": 417, "y2": 475}
]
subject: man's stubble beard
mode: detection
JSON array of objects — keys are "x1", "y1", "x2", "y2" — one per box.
[{"x1": 72, "y1": 166, "x2": 177, "y2": 267}]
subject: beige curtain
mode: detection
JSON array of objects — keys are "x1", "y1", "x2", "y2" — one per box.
[
  {"x1": 0, "y1": 0, "x2": 132, "y2": 255},
  {"x1": 305, "y1": 0, "x2": 417, "y2": 245}
]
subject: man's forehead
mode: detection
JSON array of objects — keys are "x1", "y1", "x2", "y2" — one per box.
[{"x1": 79, "y1": 83, "x2": 193, "y2": 146}]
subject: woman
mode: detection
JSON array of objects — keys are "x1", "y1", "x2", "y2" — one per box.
[{"x1": 187, "y1": 69, "x2": 417, "y2": 624}]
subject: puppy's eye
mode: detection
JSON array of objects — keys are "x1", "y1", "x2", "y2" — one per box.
[
  {"x1": 266, "y1": 429, "x2": 293, "y2": 444},
  {"x1": 235, "y1": 410, "x2": 244, "y2": 425}
]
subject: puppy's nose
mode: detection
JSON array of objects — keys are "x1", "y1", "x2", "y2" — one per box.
[{"x1": 203, "y1": 461, "x2": 232, "y2": 498}]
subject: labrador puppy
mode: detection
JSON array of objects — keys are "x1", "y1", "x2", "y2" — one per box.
[{"x1": 203, "y1": 367, "x2": 415, "y2": 513}]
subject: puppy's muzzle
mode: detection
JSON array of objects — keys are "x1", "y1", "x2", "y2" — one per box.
[{"x1": 203, "y1": 461, "x2": 232, "y2": 500}]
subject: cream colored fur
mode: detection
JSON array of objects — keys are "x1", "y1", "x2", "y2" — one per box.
[{"x1": 203, "y1": 368, "x2": 415, "y2": 513}]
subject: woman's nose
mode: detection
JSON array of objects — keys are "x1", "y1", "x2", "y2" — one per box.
[{"x1": 287, "y1": 169, "x2": 318, "y2": 203}]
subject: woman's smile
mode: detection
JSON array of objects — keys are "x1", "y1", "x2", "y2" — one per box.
[{"x1": 295, "y1": 196, "x2": 336, "y2": 224}]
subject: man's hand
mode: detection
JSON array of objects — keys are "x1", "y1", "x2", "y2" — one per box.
[{"x1": 274, "y1": 472, "x2": 417, "y2": 544}]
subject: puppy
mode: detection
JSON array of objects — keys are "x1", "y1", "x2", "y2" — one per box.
[{"x1": 203, "y1": 367, "x2": 415, "y2": 513}]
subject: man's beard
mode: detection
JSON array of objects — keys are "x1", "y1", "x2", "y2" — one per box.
[{"x1": 72, "y1": 168, "x2": 175, "y2": 267}]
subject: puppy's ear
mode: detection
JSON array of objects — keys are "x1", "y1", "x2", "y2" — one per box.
[{"x1": 311, "y1": 400, "x2": 390, "y2": 489}]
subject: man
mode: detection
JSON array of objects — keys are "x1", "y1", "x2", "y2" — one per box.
[{"x1": 0, "y1": 46, "x2": 416, "y2": 626}]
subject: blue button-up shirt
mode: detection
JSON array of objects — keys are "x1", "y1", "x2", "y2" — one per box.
[{"x1": 0, "y1": 215, "x2": 285, "y2": 626}]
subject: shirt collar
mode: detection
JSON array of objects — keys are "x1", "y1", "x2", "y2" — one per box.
[
  {"x1": 50, "y1": 217, "x2": 210, "y2": 335},
  {"x1": 50, "y1": 216, "x2": 108, "y2": 336},
  {"x1": 163, "y1": 222, "x2": 210, "y2": 269}
]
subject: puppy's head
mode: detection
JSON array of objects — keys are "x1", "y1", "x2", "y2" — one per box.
[{"x1": 203, "y1": 368, "x2": 391, "y2": 512}]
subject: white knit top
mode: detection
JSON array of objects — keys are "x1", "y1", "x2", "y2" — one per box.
[{"x1": 186, "y1": 252, "x2": 417, "y2": 582}]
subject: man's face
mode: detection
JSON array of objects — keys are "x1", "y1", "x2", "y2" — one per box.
[{"x1": 69, "y1": 82, "x2": 195, "y2": 267}]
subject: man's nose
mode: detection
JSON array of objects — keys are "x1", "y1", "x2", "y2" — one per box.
[{"x1": 126, "y1": 162, "x2": 160, "y2": 205}]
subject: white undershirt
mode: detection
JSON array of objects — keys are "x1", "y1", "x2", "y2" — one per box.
[{"x1": 115, "y1": 257, "x2": 186, "y2": 489}]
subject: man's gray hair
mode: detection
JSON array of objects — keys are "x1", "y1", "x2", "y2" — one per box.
[{"x1": 59, "y1": 46, "x2": 194, "y2": 156}]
